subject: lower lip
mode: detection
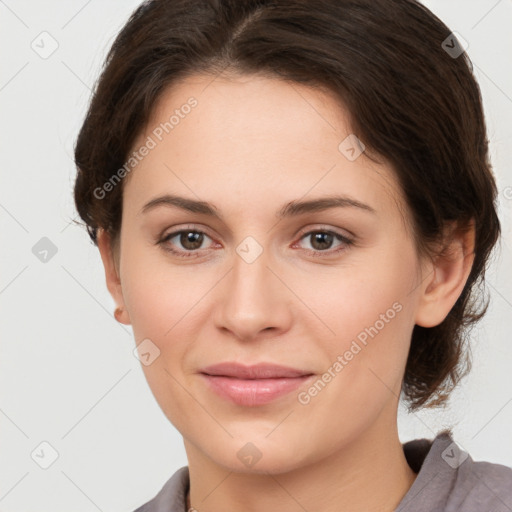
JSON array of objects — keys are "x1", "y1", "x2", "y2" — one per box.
[{"x1": 200, "y1": 374, "x2": 314, "y2": 406}]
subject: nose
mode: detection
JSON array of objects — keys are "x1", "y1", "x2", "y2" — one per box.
[{"x1": 212, "y1": 241, "x2": 293, "y2": 342}]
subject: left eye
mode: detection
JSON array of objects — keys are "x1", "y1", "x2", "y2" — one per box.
[{"x1": 295, "y1": 230, "x2": 353, "y2": 254}]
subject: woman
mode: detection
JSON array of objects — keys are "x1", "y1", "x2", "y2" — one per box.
[{"x1": 73, "y1": 0, "x2": 512, "y2": 510}]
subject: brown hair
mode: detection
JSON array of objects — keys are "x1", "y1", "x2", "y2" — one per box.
[{"x1": 73, "y1": 0, "x2": 501, "y2": 411}]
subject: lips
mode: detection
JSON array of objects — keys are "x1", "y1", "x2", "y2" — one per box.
[
  {"x1": 199, "y1": 362, "x2": 315, "y2": 406},
  {"x1": 200, "y1": 362, "x2": 312, "y2": 379}
]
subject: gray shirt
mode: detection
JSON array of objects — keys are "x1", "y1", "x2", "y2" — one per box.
[{"x1": 134, "y1": 431, "x2": 512, "y2": 511}]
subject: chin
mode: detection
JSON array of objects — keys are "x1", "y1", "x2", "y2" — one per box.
[{"x1": 200, "y1": 434, "x2": 313, "y2": 475}]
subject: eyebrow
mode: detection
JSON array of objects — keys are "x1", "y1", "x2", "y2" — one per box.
[{"x1": 139, "y1": 193, "x2": 376, "y2": 219}]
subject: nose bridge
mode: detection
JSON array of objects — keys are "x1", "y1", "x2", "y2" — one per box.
[
  {"x1": 214, "y1": 234, "x2": 290, "y2": 339},
  {"x1": 230, "y1": 236, "x2": 274, "y2": 312}
]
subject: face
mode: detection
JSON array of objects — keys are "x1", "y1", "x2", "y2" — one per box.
[{"x1": 105, "y1": 73, "x2": 430, "y2": 473}]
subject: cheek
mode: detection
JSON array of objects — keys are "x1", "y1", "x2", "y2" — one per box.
[
  {"x1": 304, "y1": 244, "x2": 418, "y2": 386},
  {"x1": 119, "y1": 240, "x2": 215, "y2": 395},
  {"x1": 120, "y1": 234, "x2": 205, "y2": 338},
  {"x1": 120, "y1": 250, "x2": 205, "y2": 429}
]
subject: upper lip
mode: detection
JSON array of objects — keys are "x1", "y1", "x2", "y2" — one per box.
[{"x1": 200, "y1": 362, "x2": 313, "y2": 379}]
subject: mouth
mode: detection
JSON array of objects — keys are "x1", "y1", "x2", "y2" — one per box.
[{"x1": 199, "y1": 362, "x2": 315, "y2": 406}]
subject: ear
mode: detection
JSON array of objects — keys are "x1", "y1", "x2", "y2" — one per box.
[
  {"x1": 97, "y1": 228, "x2": 131, "y2": 325},
  {"x1": 415, "y1": 220, "x2": 475, "y2": 328}
]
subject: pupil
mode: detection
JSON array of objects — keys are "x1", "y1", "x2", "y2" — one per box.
[
  {"x1": 182, "y1": 231, "x2": 202, "y2": 249},
  {"x1": 313, "y1": 232, "x2": 332, "y2": 250}
]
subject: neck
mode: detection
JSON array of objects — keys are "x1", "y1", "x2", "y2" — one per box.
[{"x1": 184, "y1": 413, "x2": 417, "y2": 512}]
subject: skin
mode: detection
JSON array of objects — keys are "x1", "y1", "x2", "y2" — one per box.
[{"x1": 97, "y1": 73, "x2": 475, "y2": 512}]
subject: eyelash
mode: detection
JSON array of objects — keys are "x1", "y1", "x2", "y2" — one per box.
[{"x1": 157, "y1": 225, "x2": 354, "y2": 259}]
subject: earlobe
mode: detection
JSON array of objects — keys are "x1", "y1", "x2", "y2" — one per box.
[
  {"x1": 97, "y1": 229, "x2": 131, "y2": 325},
  {"x1": 415, "y1": 220, "x2": 475, "y2": 328}
]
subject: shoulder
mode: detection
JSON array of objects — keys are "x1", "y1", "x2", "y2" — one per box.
[
  {"x1": 132, "y1": 466, "x2": 189, "y2": 512},
  {"x1": 455, "y1": 457, "x2": 512, "y2": 511},
  {"x1": 399, "y1": 430, "x2": 512, "y2": 512}
]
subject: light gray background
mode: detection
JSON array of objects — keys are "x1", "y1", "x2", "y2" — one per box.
[{"x1": 1, "y1": 1, "x2": 511, "y2": 511}]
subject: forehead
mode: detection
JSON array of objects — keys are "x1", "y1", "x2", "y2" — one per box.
[{"x1": 125, "y1": 73, "x2": 407, "y2": 224}]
